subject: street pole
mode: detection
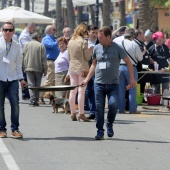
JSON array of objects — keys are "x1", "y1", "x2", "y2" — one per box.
[
  {"x1": 8, "y1": 0, "x2": 12, "y2": 6},
  {"x1": 95, "y1": 0, "x2": 99, "y2": 27},
  {"x1": 31, "y1": 0, "x2": 35, "y2": 12}
]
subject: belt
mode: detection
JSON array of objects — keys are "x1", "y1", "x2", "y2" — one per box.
[
  {"x1": 47, "y1": 59, "x2": 55, "y2": 61},
  {"x1": 120, "y1": 64, "x2": 136, "y2": 67}
]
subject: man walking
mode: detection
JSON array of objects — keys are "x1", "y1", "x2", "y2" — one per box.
[
  {"x1": 23, "y1": 32, "x2": 47, "y2": 106},
  {"x1": 82, "y1": 26, "x2": 136, "y2": 140},
  {"x1": 0, "y1": 21, "x2": 26, "y2": 138},
  {"x1": 19, "y1": 22, "x2": 37, "y2": 100}
]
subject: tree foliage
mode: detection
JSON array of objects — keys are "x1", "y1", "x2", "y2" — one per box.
[{"x1": 149, "y1": 0, "x2": 170, "y2": 7}]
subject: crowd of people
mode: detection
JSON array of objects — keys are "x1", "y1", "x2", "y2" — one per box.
[{"x1": 0, "y1": 20, "x2": 170, "y2": 140}]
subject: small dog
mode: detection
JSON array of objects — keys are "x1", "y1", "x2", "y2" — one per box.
[{"x1": 51, "y1": 97, "x2": 70, "y2": 114}]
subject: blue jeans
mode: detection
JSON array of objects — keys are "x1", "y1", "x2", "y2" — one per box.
[
  {"x1": 94, "y1": 83, "x2": 119, "y2": 132},
  {"x1": 22, "y1": 67, "x2": 30, "y2": 99},
  {"x1": 85, "y1": 76, "x2": 96, "y2": 115},
  {"x1": 0, "y1": 80, "x2": 20, "y2": 132},
  {"x1": 119, "y1": 65, "x2": 138, "y2": 113}
]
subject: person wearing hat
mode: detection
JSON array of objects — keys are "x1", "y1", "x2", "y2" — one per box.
[
  {"x1": 22, "y1": 32, "x2": 47, "y2": 106},
  {"x1": 148, "y1": 31, "x2": 170, "y2": 94}
]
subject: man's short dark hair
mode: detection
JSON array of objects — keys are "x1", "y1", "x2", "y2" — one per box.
[
  {"x1": 124, "y1": 27, "x2": 135, "y2": 38},
  {"x1": 3, "y1": 21, "x2": 15, "y2": 30},
  {"x1": 135, "y1": 29, "x2": 143, "y2": 38},
  {"x1": 119, "y1": 26, "x2": 126, "y2": 33},
  {"x1": 99, "y1": 26, "x2": 111, "y2": 38},
  {"x1": 88, "y1": 25, "x2": 98, "y2": 31}
]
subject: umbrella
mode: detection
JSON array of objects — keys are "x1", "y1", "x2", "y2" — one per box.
[{"x1": 0, "y1": 6, "x2": 54, "y2": 24}]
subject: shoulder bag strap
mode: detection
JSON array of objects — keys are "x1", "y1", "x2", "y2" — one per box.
[{"x1": 122, "y1": 40, "x2": 138, "y2": 65}]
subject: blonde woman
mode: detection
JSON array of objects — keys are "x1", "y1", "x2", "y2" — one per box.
[{"x1": 68, "y1": 23, "x2": 92, "y2": 121}]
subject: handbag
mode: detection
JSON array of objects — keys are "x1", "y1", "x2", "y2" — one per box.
[
  {"x1": 122, "y1": 40, "x2": 142, "y2": 72},
  {"x1": 81, "y1": 70, "x2": 89, "y2": 77}
]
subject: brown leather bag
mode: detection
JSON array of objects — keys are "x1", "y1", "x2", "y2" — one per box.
[{"x1": 81, "y1": 70, "x2": 89, "y2": 77}]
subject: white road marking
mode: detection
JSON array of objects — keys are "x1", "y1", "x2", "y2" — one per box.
[{"x1": 0, "y1": 138, "x2": 20, "y2": 170}]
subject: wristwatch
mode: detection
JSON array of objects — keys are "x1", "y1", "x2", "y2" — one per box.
[{"x1": 19, "y1": 79, "x2": 24, "y2": 82}]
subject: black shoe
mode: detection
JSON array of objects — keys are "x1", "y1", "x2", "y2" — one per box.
[
  {"x1": 106, "y1": 122, "x2": 114, "y2": 138},
  {"x1": 87, "y1": 114, "x2": 95, "y2": 120},
  {"x1": 95, "y1": 130, "x2": 104, "y2": 140},
  {"x1": 29, "y1": 101, "x2": 39, "y2": 107},
  {"x1": 22, "y1": 97, "x2": 30, "y2": 100}
]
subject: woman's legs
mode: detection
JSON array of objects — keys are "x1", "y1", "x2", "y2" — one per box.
[
  {"x1": 69, "y1": 74, "x2": 78, "y2": 114},
  {"x1": 77, "y1": 75, "x2": 86, "y2": 114}
]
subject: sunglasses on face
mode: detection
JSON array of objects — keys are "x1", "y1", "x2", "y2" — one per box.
[{"x1": 3, "y1": 28, "x2": 14, "y2": 32}]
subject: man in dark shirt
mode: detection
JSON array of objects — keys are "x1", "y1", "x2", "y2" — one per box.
[{"x1": 148, "y1": 32, "x2": 170, "y2": 94}]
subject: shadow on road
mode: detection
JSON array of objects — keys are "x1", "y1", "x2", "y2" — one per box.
[
  {"x1": 112, "y1": 138, "x2": 170, "y2": 144},
  {"x1": 21, "y1": 136, "x2": 95, "y2": 141},
  {"x1": 19, "y1": 136, "x2": 169, "y2": 144},
  {"x1": 115, "y1": 120, "x2": 146, "y2": 124}
]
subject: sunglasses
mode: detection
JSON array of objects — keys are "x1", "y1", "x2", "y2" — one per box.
[{"x1": 3, "y1": 28, "x2": 14, "y2": 32}]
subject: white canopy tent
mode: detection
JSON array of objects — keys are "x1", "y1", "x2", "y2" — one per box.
[
  {"x1": 23, "y1": 0, "x2": 118, "y2": 14},
  {"x1": 0, "y1": 6, "x2": 54, "y2": 24}
]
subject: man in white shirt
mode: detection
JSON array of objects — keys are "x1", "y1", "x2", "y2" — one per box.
[
  {"x1": 116, "y1": 28, "x2": 143, "y2": 114},
  {"x1": 0, "y1": 21, "x2": 26, "y2": 138},
  {"x1": 19, "y1": 22, "x2": 36, "y2": 100}
]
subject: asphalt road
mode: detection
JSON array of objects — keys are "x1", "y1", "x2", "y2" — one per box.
[{"x1": 0, "y1": 88, "x2": 170, "y2": 170}]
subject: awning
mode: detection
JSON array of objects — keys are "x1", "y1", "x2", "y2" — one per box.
[{"x1": 22, "y1": 0, "x2": 118, "y2": 14}]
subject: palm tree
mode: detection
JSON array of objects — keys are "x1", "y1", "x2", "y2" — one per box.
[
  {"x1": 138, "y1": 0, "x2": 170, "y2": 32},
  {"x1": 88, "y1": 4, "x2": 95, "y2": 26},
  {"x1": 66, "y1": 0, "x2": 76, "y2": 32},
  {"x1": 44, "y1": 0, "x2": 49, "y2": 17},
  {"x1": 1, "y1": 0, "x2": 5, "y2": 9},
  {"x1": 102, "y1": 0, "x2": 111, "y2": 26},
  {"x1": 149, "y1": 0, "x2": 170, "y2": 7},
  {"x1": 24, "y1": 0, "x2": 30, "y2": 11},
  {"x1": 138, "y1": 0, "x2": 151, "y2": 31},
  {"x1": 56, "y1": 0, "x2": 63, "y2": 37},
  {"x1": 119, "y1": 0, "x2": 126, "y2": 26},
  {"x1": 77, "y1": 6, "x2": 83, "y2": 24},
  {"x1": 149, "y1": 0, "x2": 170, "y2": 31}
]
